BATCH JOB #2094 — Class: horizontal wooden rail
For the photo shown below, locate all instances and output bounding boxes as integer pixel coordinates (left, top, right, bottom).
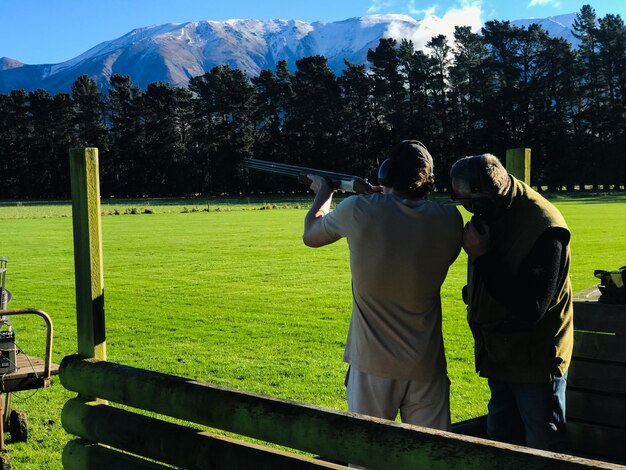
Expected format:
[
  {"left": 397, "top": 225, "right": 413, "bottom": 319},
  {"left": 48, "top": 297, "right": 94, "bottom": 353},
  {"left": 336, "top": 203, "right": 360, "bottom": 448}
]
[
  {"left": 63, "top": 439, "right": 169, "bottom": 470},
  {"left": 573, "top": 302, "right": 626, "bottom": 334},
  {"left": 573, "top": 331, "right": 626, "bottom": 363},
  {"left": 59, "top": 355, "right": 614, "bottom": 469},
  {"left": 62, "top": 399, "right": 346, "bottom": 469},
  {"left": 567, "top": 389, "right": 626, "bottom": 428}
]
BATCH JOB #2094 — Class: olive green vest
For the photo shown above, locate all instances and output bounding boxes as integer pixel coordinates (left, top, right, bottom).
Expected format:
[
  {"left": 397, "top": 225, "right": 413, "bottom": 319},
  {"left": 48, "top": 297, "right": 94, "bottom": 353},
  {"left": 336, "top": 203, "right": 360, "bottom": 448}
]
[{"left": 467, "top": 176, "right": 574, "bottom": 383}]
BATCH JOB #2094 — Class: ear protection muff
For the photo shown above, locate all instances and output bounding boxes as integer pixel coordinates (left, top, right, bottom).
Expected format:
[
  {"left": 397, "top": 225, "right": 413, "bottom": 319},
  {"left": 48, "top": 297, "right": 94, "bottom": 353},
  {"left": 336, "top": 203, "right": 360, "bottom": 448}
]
[
  {"left": 377, "top": 158, "right": 394, "bottom": 186},
  {"left": 378, "top": 140, "right": 435, "bottom": 193}
]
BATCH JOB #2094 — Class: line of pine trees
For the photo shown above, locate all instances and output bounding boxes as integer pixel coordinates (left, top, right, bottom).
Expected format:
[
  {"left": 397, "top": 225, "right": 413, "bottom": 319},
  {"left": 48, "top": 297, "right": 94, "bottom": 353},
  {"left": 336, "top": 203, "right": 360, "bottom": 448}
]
[{"left": 0, "top": 5, "right": 624, "bottom": 198}]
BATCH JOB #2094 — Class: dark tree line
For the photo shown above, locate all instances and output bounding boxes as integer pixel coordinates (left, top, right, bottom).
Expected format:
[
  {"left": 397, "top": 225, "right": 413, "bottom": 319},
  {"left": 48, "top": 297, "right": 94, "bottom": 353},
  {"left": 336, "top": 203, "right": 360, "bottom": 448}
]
[{"left": 1, "top": 5, "right": 625, "bottom": 198}]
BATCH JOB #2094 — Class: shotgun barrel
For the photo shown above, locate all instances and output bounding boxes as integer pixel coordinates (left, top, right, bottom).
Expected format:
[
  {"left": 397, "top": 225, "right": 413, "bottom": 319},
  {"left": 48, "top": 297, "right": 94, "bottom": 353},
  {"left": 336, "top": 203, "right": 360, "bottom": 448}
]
[{"left": 241, "top": 158, "right": 373, "bottom": 194}]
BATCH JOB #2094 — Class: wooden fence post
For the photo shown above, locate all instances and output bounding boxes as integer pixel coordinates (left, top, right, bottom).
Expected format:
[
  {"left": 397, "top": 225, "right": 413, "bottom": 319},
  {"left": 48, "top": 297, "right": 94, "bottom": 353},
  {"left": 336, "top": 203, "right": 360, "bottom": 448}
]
[
  {"left": 506, "top": 148, "right": 531, "bottom": 185},
  {"left": 69, "top": 148, "right": 106, "bottom": 361}
]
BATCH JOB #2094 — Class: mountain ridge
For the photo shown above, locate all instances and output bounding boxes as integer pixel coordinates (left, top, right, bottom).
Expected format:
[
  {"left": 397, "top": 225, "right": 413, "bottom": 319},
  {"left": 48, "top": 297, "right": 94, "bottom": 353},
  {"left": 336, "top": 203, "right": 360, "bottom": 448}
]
[{"left": 0, "top": 13, "right": 577, "bottom": 94}]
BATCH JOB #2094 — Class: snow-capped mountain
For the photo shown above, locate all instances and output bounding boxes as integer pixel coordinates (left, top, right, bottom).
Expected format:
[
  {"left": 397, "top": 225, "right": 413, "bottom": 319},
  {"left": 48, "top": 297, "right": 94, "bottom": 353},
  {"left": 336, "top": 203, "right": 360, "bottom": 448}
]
[
  {"left": 0, "top": 13, "right": 577, "bottom": 94},
  {"left": 511, "top": 13, "right": 578, "bottom": 45}
]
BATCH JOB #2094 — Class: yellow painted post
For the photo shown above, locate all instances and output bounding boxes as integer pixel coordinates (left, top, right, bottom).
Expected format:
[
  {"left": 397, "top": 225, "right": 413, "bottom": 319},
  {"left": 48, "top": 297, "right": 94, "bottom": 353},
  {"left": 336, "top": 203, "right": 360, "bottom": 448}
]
[
  {"left": 506, "top": 148, "right": 531, "bottom": 185},
  {"left": 69, "top": 148, "right": 106, "bottom": 361}
]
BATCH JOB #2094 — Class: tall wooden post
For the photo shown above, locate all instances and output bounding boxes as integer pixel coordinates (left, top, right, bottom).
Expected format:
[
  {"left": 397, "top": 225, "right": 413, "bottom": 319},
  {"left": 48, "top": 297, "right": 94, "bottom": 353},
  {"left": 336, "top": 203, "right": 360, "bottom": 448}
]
[
  {"left": 506, "top": 148, "right": 531, "bottom": 185},
  {"left": 69, "top": 148, "right": 106, "bottom": 361}
]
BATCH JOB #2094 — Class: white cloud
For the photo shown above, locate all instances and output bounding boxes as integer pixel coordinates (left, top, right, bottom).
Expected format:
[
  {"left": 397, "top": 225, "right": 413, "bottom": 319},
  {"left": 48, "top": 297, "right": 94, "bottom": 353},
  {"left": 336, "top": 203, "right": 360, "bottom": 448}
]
[
  {"left": 406, "top": 1, "right": 437, "bottom": 17},
  {"left": 367, "top": 0, "right": 396, "bottom": 14},
  {"left": 382, "top": 1, "right": 484, "bottom": 51},
  {"left": 528, "top": 0, "right": 560, "bottom": 7}
]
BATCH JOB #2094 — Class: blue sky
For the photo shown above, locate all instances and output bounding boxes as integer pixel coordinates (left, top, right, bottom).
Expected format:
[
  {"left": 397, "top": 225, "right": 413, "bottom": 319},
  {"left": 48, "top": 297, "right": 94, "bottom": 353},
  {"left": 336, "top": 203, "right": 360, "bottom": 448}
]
[{"left": 1, "top": 0, "right": 625, "bottom": 64}]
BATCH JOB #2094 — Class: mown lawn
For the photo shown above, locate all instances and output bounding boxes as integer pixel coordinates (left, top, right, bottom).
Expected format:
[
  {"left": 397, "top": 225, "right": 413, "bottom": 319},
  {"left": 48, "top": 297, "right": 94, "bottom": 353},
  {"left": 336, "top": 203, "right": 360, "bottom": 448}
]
[{"left": 0, "top": 193, "right": 624, "bottom": 469}]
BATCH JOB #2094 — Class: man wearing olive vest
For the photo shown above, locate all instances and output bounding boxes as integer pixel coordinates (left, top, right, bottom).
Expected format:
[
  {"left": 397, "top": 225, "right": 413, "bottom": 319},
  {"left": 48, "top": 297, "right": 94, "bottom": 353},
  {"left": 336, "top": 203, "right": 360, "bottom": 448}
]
[{"left": 450, "top": 154, "right": 573, "bottom": 452}]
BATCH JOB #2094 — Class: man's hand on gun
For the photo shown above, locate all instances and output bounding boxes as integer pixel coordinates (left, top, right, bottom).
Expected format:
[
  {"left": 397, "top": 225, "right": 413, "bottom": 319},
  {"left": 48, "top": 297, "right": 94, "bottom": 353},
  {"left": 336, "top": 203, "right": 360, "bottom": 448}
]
[{"left": 306, "top": 174, "right": 332, "bottom": 195}]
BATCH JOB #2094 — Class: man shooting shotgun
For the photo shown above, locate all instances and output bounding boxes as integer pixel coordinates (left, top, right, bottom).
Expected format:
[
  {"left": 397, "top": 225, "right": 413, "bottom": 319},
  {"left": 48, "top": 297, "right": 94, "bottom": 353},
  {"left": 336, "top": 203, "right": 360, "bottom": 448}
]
[
  {"left": 301, "top": 140, "right": 463, "bottom": 431},
  {"left": 241, "top": 158, "right": 375, "bottom": 194}
]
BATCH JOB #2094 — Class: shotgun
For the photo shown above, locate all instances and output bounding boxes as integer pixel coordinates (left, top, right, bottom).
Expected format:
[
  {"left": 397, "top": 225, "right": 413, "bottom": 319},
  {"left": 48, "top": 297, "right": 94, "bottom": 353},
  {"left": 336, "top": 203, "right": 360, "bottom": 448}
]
[{"left": 241, "top": 158, "right": 374, "bottom": 194}]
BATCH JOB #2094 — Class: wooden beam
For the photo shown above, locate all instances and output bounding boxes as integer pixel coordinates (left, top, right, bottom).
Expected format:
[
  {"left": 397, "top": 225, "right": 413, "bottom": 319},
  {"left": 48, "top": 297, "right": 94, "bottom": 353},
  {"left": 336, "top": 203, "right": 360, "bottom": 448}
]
[
  {"left": 573, "top": 301, "right": 626, "bottom": 335},
  {"left": 69, "top": 148, "right": 106, "bottom": 360},
  {"left": 568, "top": 361, "right": 626, "bottom": 394},
  {"left": 573, "top": 330, "right": 626, "bottom": 363},
  {"left": 63, "top": 439, "right": 169, "bottom": 470},
  {"left": 567, "top": 390, "right": 626, "bottom": 429},
  {"left": 59, "top": 355, "right": 612, "bottom": 469},
  {"left": 62, "top": 399, "right": 348, "bottom": 469},
  {"left": 567, "top": 421, "right": 626, "bottom": 463}
]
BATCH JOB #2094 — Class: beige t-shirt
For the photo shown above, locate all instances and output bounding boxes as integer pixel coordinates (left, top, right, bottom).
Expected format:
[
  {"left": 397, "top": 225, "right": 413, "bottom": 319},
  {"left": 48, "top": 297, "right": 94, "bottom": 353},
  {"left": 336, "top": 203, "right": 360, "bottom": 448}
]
[{"left": 323, "top": 193, "right": 462, "bottom": 380}]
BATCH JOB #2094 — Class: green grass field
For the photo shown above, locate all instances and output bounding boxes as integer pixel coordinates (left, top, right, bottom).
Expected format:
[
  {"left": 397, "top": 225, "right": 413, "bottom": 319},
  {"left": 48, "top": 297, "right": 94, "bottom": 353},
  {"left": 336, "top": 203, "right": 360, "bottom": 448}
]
[{"left": 0, "top": 193, "right": 624, "bottom": 468}]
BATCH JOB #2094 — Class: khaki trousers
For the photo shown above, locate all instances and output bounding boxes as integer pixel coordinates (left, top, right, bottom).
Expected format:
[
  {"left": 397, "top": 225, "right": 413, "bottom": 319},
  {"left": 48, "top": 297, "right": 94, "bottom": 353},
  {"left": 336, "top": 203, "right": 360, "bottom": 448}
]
[{"left": 346, "top": 366, "right": 451, "bottom": 431}]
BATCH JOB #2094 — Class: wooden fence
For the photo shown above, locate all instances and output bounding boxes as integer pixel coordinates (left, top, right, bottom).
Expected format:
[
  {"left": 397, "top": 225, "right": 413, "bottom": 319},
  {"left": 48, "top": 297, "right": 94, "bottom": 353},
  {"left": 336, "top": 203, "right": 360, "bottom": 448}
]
[{"left": 59, "top": 148, "right": 620, "bottom": 469}]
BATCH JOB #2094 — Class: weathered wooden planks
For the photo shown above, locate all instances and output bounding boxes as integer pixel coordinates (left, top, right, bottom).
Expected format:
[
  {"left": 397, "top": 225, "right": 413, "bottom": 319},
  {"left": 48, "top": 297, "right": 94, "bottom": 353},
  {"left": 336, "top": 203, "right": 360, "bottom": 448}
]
[
  {"left": 62, "top": 399, "right": 348, "bottom": 469},
  {"left": 60, "top": 355, "right": 616, "bottom": 469},
  {"left": 567, "top": 297, "right": 626, "bottom": 464}
]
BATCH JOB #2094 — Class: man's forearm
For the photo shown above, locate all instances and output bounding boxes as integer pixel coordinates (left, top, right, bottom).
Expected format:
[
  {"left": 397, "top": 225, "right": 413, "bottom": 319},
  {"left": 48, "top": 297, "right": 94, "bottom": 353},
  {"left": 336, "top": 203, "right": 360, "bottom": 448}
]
[
  {"left": 303, "top": 186, "right": 337, "bottom": 247},
  {"left": 304, "top": 189, "right": 333, "bottom": 229}
]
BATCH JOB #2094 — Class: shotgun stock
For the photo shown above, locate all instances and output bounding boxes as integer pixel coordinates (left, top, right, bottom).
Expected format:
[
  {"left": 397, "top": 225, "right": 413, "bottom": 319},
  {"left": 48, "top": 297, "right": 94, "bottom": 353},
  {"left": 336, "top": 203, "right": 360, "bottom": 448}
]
[{"left": 241, "top": 158, "right": 373, "bottom": 194}]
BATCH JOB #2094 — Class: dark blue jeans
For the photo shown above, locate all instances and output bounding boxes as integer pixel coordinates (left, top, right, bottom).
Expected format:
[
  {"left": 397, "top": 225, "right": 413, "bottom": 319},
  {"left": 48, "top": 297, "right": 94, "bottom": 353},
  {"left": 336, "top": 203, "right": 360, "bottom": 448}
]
[{"left": 487, "top": 373, "right": 567, "bottom": 452}]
